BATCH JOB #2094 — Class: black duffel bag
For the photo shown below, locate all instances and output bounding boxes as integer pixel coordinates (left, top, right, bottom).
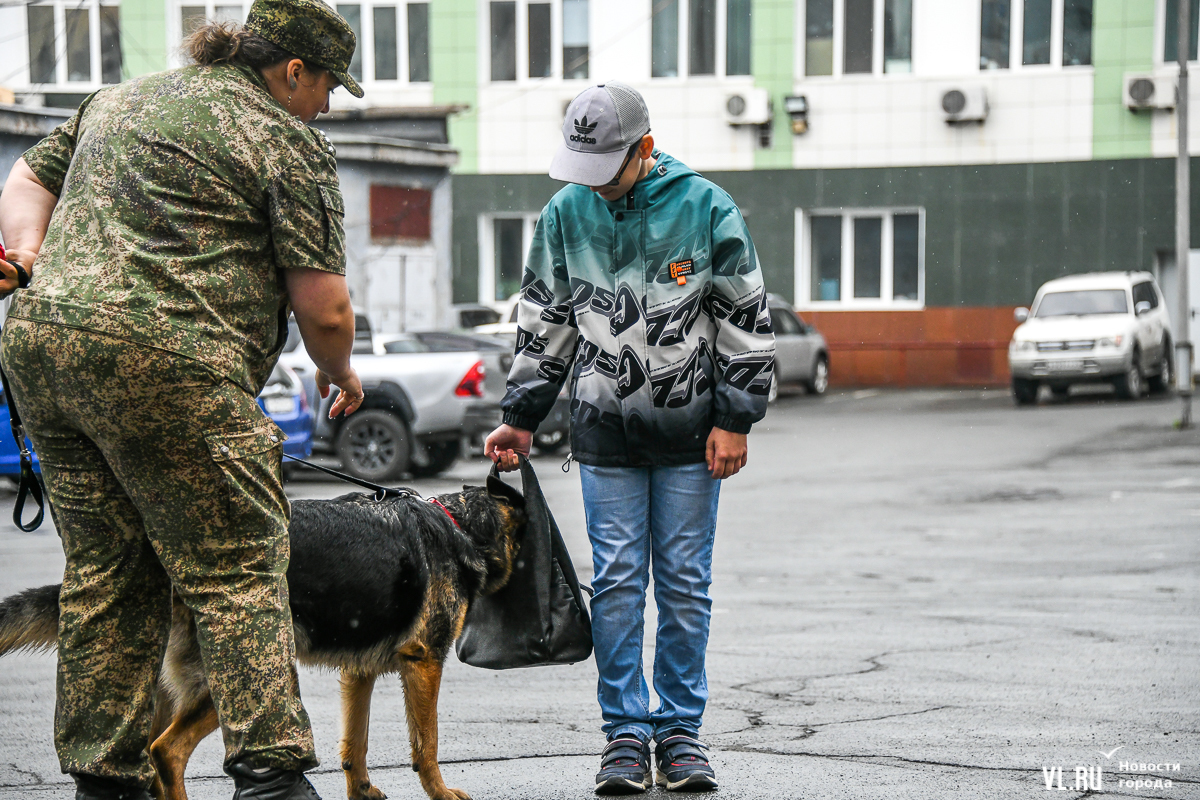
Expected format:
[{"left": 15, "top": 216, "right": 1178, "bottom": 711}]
[{"left": 456, "top": 455, "right": 592, "bottom": 669}]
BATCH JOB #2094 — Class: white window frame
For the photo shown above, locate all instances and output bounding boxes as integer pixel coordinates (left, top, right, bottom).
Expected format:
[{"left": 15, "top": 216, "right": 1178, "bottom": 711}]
[
  {"left": 794, "top": 207, "right": 926, "bottom": 310},
  {"left": 977, "top": 0, "right": 1095, "bottom": 72},
  {"left": 796, "top": 0, "right": 911, "bottom": 79},
  {"left": 485, "top": 0, "right": 596, "bottom": 85},
  {"left": 24, "top": 1, "right": 120, "bottom": 89},
  {"left": 478, "top": 213, "right": 540, "bottom": 307},
  {"left": 169, "top": 0, "right": 429, "bottom": 84},
  {"left": 1157, "top": 0, "right": 1200, "bottom": 65},
  {"left": 171, "top": 0, "right": 249, "bottom": 67},
  {"left": 650, "top": 0, "right": 755, "bottom": 82}
]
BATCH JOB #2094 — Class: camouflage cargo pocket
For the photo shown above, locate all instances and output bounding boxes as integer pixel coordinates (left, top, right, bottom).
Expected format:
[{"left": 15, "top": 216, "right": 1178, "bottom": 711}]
[
  {"left": 203, "top": 421, "right": 291, "bottom": 560},
  {"left": 318, "top": 183, "right": 345, "bottom": 256}
]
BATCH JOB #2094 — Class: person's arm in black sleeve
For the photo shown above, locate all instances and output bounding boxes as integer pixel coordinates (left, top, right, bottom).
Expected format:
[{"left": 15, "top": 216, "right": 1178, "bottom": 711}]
[{"left": 486, "top": 208, "right": 579, "bottom": 469}]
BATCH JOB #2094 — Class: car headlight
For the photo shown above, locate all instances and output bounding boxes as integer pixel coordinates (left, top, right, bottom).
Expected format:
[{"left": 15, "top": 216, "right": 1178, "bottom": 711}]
[
  {"left": 1011, "top": 339, "right": 1036, "bottom": 352},
  {"left": 1096, "top": 335, "right": 1124, "bottom": 348}
]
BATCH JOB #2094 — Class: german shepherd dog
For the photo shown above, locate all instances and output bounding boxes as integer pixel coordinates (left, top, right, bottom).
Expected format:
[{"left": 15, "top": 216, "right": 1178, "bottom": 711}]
[{"left": 0, "top": 476, "right": 527, "bottom": 800}]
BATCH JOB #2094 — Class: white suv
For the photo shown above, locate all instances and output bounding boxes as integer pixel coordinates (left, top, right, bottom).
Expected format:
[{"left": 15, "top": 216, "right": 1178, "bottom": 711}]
[{"left": 1008, "top": 271, "right": 1173, "bottom": 405}]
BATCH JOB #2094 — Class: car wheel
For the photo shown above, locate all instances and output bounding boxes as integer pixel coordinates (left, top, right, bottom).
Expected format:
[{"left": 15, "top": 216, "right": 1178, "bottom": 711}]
[
  {"left": 1148, "top": 339, "right": 1173, "bottom": 394},
  {"left": 410, "top": 439, "right": 461, "bottom": 478},
  {"left": 335, "top": 410, "right": 411, "bottom": 482},
  {"left": 1115, "top": 350, "right": 1144, "bottom": 400},
  {"left": 1012, "top": 377, "right": 1039, "bottom": 406},
  {"left": 805, "top": 356, "right": 829, "bottom": 396},
  {"left": 533, "top": 428, "right": 568, "bottom": 454}
]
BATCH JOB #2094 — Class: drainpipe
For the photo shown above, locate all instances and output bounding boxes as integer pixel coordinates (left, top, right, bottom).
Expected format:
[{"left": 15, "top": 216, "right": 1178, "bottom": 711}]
[{"left": 1177, "top": 0, "right": 1194, "bottom": 427}]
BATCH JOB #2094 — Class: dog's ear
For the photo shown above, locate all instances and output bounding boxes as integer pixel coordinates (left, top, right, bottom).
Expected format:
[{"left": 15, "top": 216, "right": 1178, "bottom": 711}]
[{"left": 485, "top": 474, "right": 525, "bottom": 507}]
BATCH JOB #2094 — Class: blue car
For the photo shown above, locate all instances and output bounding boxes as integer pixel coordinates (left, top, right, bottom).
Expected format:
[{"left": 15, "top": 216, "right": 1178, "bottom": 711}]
[
  {"left": 0, "top": 362, "right": 313, "bottom": 486},
  {"left": 257, "top": 362, "right": 315, "bottom": 465},
  {"left": 0, "top": 388, "right": 40, "bottom": 486}
]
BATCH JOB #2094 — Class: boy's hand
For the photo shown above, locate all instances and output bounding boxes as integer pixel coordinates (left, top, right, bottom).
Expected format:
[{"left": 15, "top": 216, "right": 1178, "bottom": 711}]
[{"left": 706, "top": 428, "right": 747, "bottom": 479}]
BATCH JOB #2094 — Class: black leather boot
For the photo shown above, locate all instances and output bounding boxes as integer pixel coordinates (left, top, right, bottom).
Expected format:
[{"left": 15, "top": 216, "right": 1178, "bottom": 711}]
[
  {"left": 227, "top": 761, "right": 323, "bottom": 800},
  {"left": 72, "top": 774, "right": 152, "bottom": 800}
]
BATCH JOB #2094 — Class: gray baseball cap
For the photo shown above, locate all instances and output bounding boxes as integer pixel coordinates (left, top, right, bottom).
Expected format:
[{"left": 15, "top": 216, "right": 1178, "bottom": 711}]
[{"left": 549, "top": 81, "right": 651, "bottom": 185}]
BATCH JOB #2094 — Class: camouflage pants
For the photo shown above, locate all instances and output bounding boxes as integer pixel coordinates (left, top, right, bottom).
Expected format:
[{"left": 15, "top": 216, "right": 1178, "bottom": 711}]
[{"left": 0, "top": 318, "right": 317, "bottom": 788}]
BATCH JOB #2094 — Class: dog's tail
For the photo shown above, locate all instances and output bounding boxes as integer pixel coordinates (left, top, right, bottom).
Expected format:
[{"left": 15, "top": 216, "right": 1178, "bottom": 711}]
[{"left": 0, "top": 584, "right": 60, "bottom": 656}]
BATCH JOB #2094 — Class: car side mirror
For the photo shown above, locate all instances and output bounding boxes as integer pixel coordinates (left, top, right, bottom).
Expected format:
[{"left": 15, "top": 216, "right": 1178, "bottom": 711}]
[
  {"left": 1014, "top": 307, "right": 1029, "bottom": 323},
  {"left": 1135, "top": 300, "right": 1152, "bottom": 316}
]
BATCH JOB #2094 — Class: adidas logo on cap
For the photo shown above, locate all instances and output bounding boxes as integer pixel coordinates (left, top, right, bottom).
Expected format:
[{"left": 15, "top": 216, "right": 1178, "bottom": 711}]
[{"left": 570, "top": 115, "right": 598, "bottom": 144}]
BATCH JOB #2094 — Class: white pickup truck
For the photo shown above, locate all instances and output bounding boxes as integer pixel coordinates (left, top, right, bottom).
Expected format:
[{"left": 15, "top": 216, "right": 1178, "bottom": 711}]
[{"left": 279, "top": 326, "right": 505, "bottom": 481}]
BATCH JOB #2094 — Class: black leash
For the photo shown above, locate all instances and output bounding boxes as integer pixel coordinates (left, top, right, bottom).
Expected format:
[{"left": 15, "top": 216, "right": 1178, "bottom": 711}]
[
  {"left": 0, "top": 249, "right": 44, "bottom": 532},
  {"left": 0, "top": 363, "right": 45, "bottom": 532},
  {"left": 282, "top": 453, "right": 416, "bottom": 501}
]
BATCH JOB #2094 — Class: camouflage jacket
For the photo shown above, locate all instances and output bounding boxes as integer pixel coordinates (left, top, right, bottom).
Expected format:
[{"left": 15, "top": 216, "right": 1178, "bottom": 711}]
[
  {"left": 12, "top": 64, "right": 345, "bottom": 395},
  {"left": 500, "top": 151, "right": 775, "bottom": 467}
]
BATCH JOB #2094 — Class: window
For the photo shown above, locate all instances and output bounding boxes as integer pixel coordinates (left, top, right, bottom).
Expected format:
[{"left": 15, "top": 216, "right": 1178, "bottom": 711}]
[
  {"left": 493, "top": 218, "right": 524, "bottom": 302},
  {"left": 181, "top": 6, "right": 206, "bottom": 35},
  {"left": 726, "top": 0, "right": 751, "bottom": 75},
  {"left": 479, "top": 214, "right": 539, "bottom": 305},
  {"left": 562, "top": 0, "right": 589, "bottom": 79},
  {"left": 177, "top": 2, "right": 427, "bottom": 83},
  {"left": 1022, "top": 0, "right": 1051, "bottom": 64},
  {"left": 374, "top": 6, "right": 398, "bottom": 80},
  {"left": 980, "top": 0, "right": 1092, "bottom": 70},
  {"left": 27, "top": 6, "right": 55, "bottom": 84},
  {"left": 1132, "top": 282, "right": 1159, "bottom": 310},
  {"left": 1165, "top": 0, "right": 1200, "bottom": 62},
  {"left": 490, "top": 2, "right": 517, "bottom": 81},
  {"left": 528, "top": 3, "right": 551, "bottom": 78},
  {"left": 652, "top": 0, "right": 753, "bottom": 79},
  {"left": 980, "top": 0, "right": 1010, "bottom": 68},
  {"left": 489, "top": 1, "right": 589, "bottom": 82},
  {"left": 798, "top": 209, "right": 924, "bottom": 307},
  {"left": 804, "top": 0, "right": 912, "bottom": 77},
  {"left": 337, "top": 5, "right": 364, "bottom": 80},
  {"left": 652, "top": 0, "right": 680, "bottom": 77},
  {"left": 843, "top": 0, "right": 873, "bottom": 73},
  {"left": 408, "top": 4, "right": 430, "bottom": 81},
  {"left": 370, "top": 185, "right": 432, "bottom": 242},
  {"left": 689, "top": 0, "right": 716, "bottom": 75},
  {"left": 27, "top": 2, "right": 122, "bottom": 86},
  {"left": 65, "top": 8, "right": 91, "bottom": 82},
  {"left": 99, "top": 6, "right": 121, "bottom": 84},
  {"left": 883, "top": 0, "right": 912, "bottom": 72},
  {"left": 1062, "top": 0, "right": 1092, "bottom": 65},
  {"left": 806, "top": 0, "right": 834, "bottom": 76},
  {"left": 770, "top": 307, "right": 804, "bottom": 335}
]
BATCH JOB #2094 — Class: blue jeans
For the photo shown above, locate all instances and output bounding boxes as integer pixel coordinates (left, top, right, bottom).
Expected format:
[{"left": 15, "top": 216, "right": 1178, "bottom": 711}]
[{"left": 580, "top": 462, "right": 720, "bottom": 743}]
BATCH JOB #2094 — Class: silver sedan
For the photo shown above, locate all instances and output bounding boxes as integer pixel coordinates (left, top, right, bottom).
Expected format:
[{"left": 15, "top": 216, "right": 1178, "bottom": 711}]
[{"left": 768, "top": 298, "right": 830, "bottom": 399}]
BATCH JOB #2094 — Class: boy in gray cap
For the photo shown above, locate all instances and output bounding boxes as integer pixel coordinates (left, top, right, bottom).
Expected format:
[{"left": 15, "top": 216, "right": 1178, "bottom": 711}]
[{"left": 487, "top": 82, "right": 775, "bottom": 794}]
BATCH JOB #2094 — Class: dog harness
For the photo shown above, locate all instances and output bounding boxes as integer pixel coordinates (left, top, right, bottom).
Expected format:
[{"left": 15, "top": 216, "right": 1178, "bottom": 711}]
[{"left": 428, "top": 497, "right": 461, "bottom": 529}]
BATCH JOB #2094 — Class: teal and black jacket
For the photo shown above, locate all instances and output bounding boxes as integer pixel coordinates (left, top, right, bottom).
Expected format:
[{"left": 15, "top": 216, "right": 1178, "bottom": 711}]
[{"left": 500, "top": 151, "right": 776, "bottom": 467}]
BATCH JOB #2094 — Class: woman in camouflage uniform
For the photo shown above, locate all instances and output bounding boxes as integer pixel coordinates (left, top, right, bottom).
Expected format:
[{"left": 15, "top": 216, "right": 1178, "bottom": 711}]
[{"left": 0, "top": 0, "right": 365, "bottom": 797}]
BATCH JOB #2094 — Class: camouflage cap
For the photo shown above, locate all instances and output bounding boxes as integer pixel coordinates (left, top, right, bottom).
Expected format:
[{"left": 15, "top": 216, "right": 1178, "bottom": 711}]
[{"left": 245, "top": 0, "right": 364, "bottom": 98}]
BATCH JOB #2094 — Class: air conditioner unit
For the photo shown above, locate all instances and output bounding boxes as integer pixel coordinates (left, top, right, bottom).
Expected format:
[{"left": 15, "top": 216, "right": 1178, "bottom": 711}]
[
  {"left": 725, "top": 88, "right": 771, "bottom": 125},
  {"left": 1123, "top": 74, "right": 1176, "bottom": 110},
  {"left": 940, "top": 87, "right": 988, "bottom": 123}
]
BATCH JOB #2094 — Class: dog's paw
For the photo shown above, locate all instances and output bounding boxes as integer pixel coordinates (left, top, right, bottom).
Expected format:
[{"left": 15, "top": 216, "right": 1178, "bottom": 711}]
[
  {"left": 434, "top": 788, "right": 470, "bottom": 800},
  {"left": 350, "top": 781, "right": 387, "bottom": 800}
]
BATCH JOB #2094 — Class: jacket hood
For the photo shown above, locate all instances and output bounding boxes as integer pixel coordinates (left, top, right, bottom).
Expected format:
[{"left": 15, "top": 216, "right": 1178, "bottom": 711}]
[{"left": 581, "top": 150, "right": 700, "bottom": 211}]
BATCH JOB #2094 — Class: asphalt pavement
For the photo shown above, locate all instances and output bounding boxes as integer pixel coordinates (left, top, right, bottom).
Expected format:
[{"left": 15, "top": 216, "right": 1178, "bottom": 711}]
[{"left": 0, "top": 387, "right": 1197, "bottom": 800}]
